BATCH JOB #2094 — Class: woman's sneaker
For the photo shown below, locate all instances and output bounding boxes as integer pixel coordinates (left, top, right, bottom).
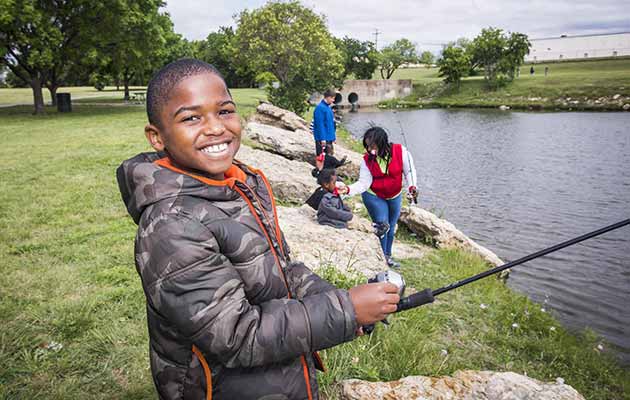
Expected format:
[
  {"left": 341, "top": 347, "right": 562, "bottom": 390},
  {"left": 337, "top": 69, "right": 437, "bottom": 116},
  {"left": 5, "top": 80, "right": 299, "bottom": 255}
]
[{"left": 386, "top": 257, "right": 400, "bottom": 269}]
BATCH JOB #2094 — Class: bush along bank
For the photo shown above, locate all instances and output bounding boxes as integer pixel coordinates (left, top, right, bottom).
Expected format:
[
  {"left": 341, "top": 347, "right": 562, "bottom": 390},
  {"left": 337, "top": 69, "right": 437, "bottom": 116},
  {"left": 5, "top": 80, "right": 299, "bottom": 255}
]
[{"left": 378, "top": 82, "right": 630, "bottom": 112}]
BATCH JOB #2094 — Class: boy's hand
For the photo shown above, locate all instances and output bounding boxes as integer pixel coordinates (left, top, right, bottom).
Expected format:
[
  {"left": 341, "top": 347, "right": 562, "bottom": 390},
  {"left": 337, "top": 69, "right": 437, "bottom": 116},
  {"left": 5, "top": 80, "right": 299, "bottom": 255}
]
[{"left": 348, "top": 282, "right": 400, "bottom": 325}]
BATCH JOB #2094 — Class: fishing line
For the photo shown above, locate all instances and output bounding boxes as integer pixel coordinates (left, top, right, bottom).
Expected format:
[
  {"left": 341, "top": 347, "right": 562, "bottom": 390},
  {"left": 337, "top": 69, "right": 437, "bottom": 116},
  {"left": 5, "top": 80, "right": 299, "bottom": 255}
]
[{"left": 392, "top": 111, "right": 418, "bottom": 204}]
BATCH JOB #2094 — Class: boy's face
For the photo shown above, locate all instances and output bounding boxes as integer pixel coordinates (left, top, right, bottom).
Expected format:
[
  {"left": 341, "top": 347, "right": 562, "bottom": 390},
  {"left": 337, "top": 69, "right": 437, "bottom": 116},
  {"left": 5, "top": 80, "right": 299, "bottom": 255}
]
[
  {"left": 322, "top": 175, "right": 337, "bottom": 192},
  {"left": 145, "top": 73, "right": 241, "bottom": 180},
  {"left": 324, "top": 95, "right": 335, "bottom": 105}
]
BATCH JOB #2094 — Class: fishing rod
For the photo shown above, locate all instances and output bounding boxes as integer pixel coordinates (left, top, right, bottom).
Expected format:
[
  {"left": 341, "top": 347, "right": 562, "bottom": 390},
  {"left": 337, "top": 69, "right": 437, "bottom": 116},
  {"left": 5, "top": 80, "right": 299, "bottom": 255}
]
[
  {"left": 393, "top": 218, "right": 630, "bottom": 312},
  {"left": 392, "top": 111, "right": 418, "bottom": 204}
]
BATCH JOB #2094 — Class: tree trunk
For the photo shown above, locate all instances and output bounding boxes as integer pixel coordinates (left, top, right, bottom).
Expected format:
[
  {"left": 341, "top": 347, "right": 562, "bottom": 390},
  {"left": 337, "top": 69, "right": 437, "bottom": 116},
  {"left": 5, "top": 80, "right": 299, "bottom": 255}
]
[
  {"left": 47, "top": 85, "right": 59, "bottom": 107},
  {"left": 31, "top": 77, "right": 46, "bottom": 115}
]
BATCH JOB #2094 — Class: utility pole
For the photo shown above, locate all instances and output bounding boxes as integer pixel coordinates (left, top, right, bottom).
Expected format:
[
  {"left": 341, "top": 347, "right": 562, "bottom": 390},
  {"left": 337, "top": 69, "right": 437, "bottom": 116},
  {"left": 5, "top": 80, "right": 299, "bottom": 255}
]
[{"left": 373, "top": 28, "right": 380, "bottom": 50}]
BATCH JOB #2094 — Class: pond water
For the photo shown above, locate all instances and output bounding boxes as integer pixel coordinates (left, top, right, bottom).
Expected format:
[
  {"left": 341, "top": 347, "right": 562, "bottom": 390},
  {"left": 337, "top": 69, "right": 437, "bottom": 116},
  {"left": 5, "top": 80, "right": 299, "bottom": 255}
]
[{"left": 344, "top": 108, "right": 630, "bottom": 364}]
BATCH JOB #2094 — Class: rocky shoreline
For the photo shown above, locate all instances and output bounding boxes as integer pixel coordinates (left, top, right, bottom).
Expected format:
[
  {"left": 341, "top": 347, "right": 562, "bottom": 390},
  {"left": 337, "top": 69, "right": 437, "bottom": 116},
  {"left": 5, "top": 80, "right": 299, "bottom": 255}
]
[
  {"left": 240, "top": 102, "right": 585, "bottom": 399},
  {"left": 242, "top": 102, "right": 503, "bottom": 270}
]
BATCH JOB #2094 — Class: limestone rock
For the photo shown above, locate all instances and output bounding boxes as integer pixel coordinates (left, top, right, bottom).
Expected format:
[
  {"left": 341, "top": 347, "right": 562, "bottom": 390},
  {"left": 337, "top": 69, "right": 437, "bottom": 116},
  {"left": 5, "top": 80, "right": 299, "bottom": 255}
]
[
  {"left": 499, "top": 105, "right": 510, "bottom": 110},
  {"left": 623, "top": 103, "right": 630, "bottom": 111},
  {"left": 245, "top": 122, "right": 360, "bottom": 179},
  {"left": 249, "top": 102, "right": 310, "bottom": 132},
  {"left": 278, "top": 205, "right": 428, "bottom": 277},
  {"left": 237, "top": 145, "right": 317, "bottom": 203},
  {"left": 341, "top": 370, "right": 585, "bottom": 400},
  {"left": 245, "top": 121, "right": 314, "bottom": 160},
  {"left": 399, "top": 206, "right": 503, "bottom": 267}
]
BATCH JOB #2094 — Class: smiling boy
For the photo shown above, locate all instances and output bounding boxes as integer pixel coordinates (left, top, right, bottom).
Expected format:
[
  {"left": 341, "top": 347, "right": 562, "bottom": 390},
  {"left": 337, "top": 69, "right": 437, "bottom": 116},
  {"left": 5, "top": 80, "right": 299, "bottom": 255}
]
[{"left": 116, "top": 59, "right": 400, "bottom": 400}]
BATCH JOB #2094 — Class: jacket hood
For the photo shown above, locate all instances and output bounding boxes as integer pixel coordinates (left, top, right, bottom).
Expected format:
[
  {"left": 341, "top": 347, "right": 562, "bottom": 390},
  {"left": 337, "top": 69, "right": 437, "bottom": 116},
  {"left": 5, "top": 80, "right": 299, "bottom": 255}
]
[{"left": 116, "top": 152, "right": 243, "bottom": 224}]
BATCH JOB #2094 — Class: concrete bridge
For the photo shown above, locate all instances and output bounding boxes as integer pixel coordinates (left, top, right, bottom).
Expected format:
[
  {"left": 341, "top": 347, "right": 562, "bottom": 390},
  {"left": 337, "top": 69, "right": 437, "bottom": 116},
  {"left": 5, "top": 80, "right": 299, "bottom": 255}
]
[{"left": 333, "top": 79, "right": 413, "bottom": 108}]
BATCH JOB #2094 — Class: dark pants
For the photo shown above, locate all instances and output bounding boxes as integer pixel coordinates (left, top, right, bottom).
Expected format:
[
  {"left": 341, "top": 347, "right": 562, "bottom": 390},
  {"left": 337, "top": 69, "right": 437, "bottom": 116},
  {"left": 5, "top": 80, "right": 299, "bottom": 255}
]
[{"left": 315, "top": 140, "right": 334, "bottom": 156}]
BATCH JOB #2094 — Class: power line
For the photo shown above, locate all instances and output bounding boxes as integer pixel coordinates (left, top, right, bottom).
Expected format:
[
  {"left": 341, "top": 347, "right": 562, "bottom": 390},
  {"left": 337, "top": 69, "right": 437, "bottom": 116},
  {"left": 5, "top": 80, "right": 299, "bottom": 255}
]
[{"left": 373, "top": 28, "right": 380, "bottom": 50}]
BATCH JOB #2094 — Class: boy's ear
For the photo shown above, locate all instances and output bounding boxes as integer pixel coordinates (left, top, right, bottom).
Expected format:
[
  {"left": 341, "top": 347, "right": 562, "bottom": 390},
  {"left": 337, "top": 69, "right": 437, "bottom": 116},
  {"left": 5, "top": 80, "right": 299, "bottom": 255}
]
[{"left": 145, "top": 123, "right": 165, "bottom": 151}]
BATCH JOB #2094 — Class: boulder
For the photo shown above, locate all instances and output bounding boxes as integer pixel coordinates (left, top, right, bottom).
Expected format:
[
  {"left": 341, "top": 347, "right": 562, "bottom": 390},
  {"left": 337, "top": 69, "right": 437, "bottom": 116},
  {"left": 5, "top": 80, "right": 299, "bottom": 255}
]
[
  {"left": 499, "top": 105, "right": 510, "bottom": 110},
  {"left": 245, "top": 122, "right": 313, "bottom": 161},
  {"left": 245, "top": 122, "right": 361, "bottom": 179},
  {"left": 623, "top": 103, "right": 630, "bottom": 111},
  {"left": 341, "top": 370, "right": 585, "bottom": 400},
  {"left": 278, "top": 205, "right": 428, "bottom": 277},
  {"left": 237, "top": 145, "right": 317, "bottom": 203},
  {"left": 248, "top": 102, "right": 311, "bottom": 132},
  {"left": 399, "top": 206, "right": 503, "bottom": 267}
]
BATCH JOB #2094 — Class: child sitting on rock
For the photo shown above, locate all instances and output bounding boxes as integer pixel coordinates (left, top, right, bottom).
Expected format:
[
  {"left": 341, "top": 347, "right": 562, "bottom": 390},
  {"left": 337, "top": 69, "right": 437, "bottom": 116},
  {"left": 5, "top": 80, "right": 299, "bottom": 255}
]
[{"left": 316, "top": 168, "right": 353, "bottom": 229}]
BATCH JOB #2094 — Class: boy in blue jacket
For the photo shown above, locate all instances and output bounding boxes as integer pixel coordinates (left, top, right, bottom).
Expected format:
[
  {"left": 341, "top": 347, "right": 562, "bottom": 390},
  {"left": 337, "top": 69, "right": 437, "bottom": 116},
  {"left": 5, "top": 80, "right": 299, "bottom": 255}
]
[{"left": 313, "top": 89, "right": 336, "bottom": 155}]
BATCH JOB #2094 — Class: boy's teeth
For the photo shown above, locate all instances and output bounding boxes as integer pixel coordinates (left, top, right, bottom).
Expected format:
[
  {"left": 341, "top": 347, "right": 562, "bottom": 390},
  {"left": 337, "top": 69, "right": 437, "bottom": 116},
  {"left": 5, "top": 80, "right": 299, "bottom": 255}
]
[{"left": 202, "top": 143, "right": 228, "bottom": 153}]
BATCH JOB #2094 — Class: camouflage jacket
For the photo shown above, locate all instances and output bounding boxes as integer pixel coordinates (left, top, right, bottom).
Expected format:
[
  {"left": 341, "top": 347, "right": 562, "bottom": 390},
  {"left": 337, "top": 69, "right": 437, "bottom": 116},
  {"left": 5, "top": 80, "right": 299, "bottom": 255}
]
[{"left": 117, "top": 152, "right": 357, "bottom": 400}]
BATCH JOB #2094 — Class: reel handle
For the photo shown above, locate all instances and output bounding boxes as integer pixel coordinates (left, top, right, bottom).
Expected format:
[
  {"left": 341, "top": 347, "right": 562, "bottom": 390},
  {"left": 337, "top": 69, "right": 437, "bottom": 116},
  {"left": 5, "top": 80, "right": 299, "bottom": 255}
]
[{"left": 396, "top": 288, "right": 434, "bottom": 312}]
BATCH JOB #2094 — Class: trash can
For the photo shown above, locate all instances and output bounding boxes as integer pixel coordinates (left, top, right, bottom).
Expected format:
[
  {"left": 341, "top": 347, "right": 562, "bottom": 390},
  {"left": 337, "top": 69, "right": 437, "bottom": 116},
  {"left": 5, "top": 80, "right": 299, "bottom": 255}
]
[{"left": 57, "top": 93, "right": 72, "bottom": 112}]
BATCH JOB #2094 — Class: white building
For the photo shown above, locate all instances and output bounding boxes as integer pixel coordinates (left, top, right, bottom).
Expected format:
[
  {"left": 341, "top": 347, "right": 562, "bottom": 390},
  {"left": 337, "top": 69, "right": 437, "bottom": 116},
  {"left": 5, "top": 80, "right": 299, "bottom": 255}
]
[{"left": 525, "top": 32, "right": 630, "bottom": 62}]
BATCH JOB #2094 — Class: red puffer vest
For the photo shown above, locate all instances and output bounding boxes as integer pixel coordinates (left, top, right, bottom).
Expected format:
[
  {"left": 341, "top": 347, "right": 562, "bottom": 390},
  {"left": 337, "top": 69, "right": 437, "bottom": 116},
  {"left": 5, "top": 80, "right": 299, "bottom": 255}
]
[{"left": 364, "top": 143, "right": 403, "bottom": 199}]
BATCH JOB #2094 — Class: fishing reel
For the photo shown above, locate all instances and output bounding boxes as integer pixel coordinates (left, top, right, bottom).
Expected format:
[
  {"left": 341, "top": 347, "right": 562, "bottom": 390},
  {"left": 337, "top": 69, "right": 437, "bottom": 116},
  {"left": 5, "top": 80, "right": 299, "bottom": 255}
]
[
  {"left": 407, "top": 186, "right": 418, "bottom": 205},
  {"left": 362, "top": 270, "right": 406, "bottom": 335}
]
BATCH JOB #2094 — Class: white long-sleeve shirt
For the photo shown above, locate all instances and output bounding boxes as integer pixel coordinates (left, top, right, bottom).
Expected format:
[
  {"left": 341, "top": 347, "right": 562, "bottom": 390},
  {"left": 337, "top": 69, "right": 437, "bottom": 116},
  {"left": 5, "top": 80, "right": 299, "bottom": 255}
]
[{"left": 347, "top": 145, "right": 417, "bottom": 197}]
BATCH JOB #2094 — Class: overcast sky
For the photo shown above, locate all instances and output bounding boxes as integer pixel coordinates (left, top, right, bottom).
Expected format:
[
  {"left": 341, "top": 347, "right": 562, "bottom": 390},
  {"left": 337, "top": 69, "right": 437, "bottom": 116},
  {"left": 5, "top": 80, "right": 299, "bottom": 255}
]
[{"left": 164, "top": 0, "right": 630, "bottom": 52}]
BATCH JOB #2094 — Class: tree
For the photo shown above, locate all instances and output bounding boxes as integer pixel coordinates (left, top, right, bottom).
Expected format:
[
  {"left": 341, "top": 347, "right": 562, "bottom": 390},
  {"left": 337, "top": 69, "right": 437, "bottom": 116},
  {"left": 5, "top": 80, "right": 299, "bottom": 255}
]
[
  {"left": 501, "top": 32, "right": 530, "bottom": 79},
  {"left": 335, "top": 36, "right": 379, "bottom": 79},
  {"left": 377, "top": 38, "right": 419, "bottom": 79},
  {"left": 470, "top": 27, "right": 505, "bottom": 88},
  {"left": 233, "top": 1, "right": 344, "bottom": 114},
  {"left": 0, "top": 0, "right": 102, "bottom": 113},
  {"left": 419, "top": 51, "right": 435, "bottom": 67},
  {"left": 469, "top": 27, "right": 530, "bottom": 89},
  {"left": 437, "top": 44, "right": 470, "bottom": 89},
  {"left": 96, "top": 0, "right": 167, "bottom": 101},
  {"left": 195, "top": 27, "right": 255, "bottom": 88}
]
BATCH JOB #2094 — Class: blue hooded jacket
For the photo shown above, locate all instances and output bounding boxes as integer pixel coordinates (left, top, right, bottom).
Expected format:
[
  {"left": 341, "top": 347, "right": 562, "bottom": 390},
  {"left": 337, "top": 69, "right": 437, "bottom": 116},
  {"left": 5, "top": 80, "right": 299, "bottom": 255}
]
[{"left": 313, "top": 99, "right": 336, "bottom": 142}]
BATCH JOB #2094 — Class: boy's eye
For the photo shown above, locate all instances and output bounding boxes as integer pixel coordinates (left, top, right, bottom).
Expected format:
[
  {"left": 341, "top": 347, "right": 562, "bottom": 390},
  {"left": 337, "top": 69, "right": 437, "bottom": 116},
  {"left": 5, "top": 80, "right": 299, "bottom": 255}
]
[
  {"left": 182, "top": 115, "right": 200, "bottom": 122},
  {"left": 219, "top": 108, "right": 236, "bottom": 116}
]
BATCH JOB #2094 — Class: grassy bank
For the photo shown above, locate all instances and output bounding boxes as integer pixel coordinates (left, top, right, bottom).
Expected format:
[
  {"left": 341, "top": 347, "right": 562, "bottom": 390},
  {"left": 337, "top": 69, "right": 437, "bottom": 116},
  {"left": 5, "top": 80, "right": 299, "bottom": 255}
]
[
  {"left": 1, "top": 103, "right": 628, "bottom": 399},
  {"left": 376, "top": 58, "right": 630, "bottom": 111},
  {"left": 318, "top": 252, "right": 630, "bottom": 399}
]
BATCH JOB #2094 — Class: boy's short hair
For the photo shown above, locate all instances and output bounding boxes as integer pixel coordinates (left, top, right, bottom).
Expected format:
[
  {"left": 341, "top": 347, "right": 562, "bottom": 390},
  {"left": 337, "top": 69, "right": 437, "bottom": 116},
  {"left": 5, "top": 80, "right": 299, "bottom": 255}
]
[
  {"left": 146, "top": 58, "right": 227, "bottom": 128},
  {"left": 323, "top": 89, "right": 336, "bottom": 98},
  {"left": 317, "top": 168, "right": 337, "bottom": 186}
]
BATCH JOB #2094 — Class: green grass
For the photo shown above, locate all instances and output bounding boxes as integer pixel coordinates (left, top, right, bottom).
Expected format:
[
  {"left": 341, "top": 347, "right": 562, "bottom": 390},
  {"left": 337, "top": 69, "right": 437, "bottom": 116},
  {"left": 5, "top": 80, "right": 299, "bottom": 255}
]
[
  {"left": 0, "top": 86, "right": 147, "bottom": 105},
  {"left": 318, "top": 250, "right": 630, "bottom": 400},
  {"left": 377, "top": 58, "right": 630, "bottom": 110},
  {"left": 0, "top": 86, "right": 267, "bottom": 111},
  {"left": 1, "top": 103, "right": 628, "bottom": 399},
  {"left": 372, "top": 66, "right": 442, "bottom": 83}
]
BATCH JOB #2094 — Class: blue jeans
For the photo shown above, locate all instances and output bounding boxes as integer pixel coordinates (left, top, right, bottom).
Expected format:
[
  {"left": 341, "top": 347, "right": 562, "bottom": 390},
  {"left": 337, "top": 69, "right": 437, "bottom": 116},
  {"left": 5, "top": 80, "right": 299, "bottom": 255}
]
[{"left": 361, "top": 191, "right": 402, "bottom": 257}]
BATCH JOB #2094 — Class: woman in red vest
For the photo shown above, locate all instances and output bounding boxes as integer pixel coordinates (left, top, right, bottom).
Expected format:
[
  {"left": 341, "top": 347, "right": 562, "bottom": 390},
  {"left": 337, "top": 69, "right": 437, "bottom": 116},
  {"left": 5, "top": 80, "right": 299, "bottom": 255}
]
[{"left": 341, "top": 126, "right": 417, "bottom": 268}]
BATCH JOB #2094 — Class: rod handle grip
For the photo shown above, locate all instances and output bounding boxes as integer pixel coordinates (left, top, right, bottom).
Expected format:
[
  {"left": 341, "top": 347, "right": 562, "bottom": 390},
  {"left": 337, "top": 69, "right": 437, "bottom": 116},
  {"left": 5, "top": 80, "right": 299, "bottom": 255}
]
[{"left": 396, "top": 288, "right": 434, "bottom": 312}]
